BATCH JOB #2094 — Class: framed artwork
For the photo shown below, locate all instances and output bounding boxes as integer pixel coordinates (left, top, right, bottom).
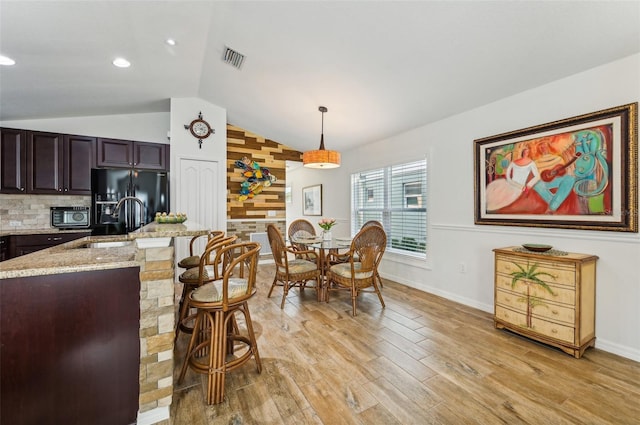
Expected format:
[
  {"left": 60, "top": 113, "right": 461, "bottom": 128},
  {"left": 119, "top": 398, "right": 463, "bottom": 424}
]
[
  {"left": 474, "top": 103, "right": 637, "bottom": 232},
  {"left": 303, "top": 184, "right": 322, "bottom": 216}
]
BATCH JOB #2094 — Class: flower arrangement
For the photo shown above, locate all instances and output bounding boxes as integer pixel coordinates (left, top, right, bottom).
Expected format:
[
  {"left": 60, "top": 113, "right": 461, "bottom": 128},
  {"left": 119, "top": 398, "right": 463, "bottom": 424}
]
[{"left": 318, "top": 218, "right": 337, "bottom": 231}]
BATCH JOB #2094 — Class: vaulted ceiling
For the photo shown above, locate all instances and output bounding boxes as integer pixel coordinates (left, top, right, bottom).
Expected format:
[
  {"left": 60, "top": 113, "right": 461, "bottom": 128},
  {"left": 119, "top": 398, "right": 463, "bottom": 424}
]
[{"left": 1, "top": 1, "right": 638, "bottom": 153}]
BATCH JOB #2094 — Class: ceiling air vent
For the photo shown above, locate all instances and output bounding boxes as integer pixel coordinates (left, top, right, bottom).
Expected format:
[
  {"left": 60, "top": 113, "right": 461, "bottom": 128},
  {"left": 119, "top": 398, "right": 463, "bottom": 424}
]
[{"left": 222, "top": 46, "right": 245, "bottom": 70}]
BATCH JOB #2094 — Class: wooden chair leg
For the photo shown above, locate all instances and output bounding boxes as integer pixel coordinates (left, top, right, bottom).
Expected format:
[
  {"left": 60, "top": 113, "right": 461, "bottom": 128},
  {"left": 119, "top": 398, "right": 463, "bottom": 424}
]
[
  {"left": 175, "top": 283, "right": 198, "bottom": 340},
  {"left": 206, "top": 310, "right": 226, "bottom": 405},
  {"left": 351, "top": 285, "right": 358, "bottom": 316},
  {"left": 373, "top": 281, "right": 385, "bottom": 308},
  {"left": 267, "top": 276, "right": 278, "bottom": 298},
  {"left": 178, "top": 309, "right": 204, "bottom": 383},
  {"left": 280, "top": 282, "right": 289, "bottom": 309},
  {"left": 242, "top": 302, "right": 262, "bottom": 373}
]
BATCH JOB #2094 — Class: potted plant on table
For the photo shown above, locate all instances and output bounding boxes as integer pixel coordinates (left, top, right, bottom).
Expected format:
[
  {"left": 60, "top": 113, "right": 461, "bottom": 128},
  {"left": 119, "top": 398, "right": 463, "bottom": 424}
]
[{"left": 318, "top": 218, "right": 337, "bottom": 240}]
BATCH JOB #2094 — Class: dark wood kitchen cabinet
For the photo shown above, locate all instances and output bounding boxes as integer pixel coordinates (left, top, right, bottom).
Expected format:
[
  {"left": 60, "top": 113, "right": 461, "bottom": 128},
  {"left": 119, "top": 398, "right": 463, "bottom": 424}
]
[
  {"left": 29, "top": 132, "right": 96, "bottom": 195},
  {"left": 0, "top": 236, "right": 8, "bottom": 261},
  {"left": 63, "top": 134, "right": 96, "bottom": 194},
  {"left": 0, "top": 128, "right": 95, "bottom": 195},
  {"left": 97, "top": 137, "right": 168, "bottom": 170},
  {"left": 1, "top": 267, "right": 140, "bottom": 425},
  {"left": 28, "top": 131, "right": 64, "bottom": 194},
  {"left": 0, "top": 128, "right": 27, "bottom": 193},
  {"left": 8, "top": 232, "right": 90, "bottom": 259}
]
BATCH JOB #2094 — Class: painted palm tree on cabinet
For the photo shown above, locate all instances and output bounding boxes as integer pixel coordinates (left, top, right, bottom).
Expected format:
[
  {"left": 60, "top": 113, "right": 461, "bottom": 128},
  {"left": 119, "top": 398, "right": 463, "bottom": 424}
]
[{"left": 510, "top": 262, "right": 557, "bottom": 328}]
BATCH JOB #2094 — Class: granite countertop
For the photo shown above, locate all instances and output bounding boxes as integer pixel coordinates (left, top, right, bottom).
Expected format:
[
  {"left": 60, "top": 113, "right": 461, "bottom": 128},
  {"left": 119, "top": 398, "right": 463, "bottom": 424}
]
[
  {"left": 0, "top": 221, "right": 209, "bottom": 279},
  {"left": 0, "top": 228, "right": 93, "bottom": 237}
]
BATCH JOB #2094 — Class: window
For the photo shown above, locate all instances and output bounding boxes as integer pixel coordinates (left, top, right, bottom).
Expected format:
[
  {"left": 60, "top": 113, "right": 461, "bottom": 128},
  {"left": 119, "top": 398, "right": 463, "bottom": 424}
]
[
  {"left": 404, "top": 182, "right": 422, "bottom": 208},
  {"left": 351, "top": 159, "right": 427, "bottom": 256}
]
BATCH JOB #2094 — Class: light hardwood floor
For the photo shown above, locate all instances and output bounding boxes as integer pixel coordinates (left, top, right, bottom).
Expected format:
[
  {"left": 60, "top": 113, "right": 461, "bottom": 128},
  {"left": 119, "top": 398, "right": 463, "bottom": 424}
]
[{"left": 170, "top": 263, "right": 640, "bottom": 425}]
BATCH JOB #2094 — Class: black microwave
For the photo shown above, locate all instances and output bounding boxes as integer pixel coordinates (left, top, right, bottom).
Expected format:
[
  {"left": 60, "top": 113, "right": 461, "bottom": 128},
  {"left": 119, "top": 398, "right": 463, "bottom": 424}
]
[{"left": 50, "top": 206, "right": 90, "bottom": 228}]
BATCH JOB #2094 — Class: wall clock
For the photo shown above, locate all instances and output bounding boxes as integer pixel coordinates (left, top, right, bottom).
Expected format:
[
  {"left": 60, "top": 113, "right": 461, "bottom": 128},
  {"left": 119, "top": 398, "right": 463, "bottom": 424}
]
[{"left": 184, "top": 111, "right": 214, "bottom": 149}]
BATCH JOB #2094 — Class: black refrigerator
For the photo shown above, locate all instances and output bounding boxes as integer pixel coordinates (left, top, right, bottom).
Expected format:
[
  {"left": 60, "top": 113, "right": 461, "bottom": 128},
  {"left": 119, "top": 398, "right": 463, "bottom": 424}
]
[{"left": 91, "top": 168, "right": 169, "bottom": 235}]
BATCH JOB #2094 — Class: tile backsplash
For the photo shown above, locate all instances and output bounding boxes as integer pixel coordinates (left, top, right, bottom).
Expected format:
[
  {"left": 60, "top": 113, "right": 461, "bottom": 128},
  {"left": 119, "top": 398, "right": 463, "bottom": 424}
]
[{"left": 0, "top": 194, "right": 91, "bottom": 231}]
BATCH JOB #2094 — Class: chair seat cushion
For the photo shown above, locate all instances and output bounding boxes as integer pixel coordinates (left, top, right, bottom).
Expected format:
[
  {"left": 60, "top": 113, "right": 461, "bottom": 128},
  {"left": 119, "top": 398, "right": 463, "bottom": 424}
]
[
  {"left": 329, "top": 262, "right": 373, "bottom": 279},
  {"left": 191, "top": 278, "right": 248, "bottom": 303},
  {"left": 178, "top": 255, "right": 200, "bottom": 268},
  {"left": 277, "top": 259, "right": 318, "bottom": 275},
  {"left": 179, "top": 265, "right": 215, "bottom": 282}
]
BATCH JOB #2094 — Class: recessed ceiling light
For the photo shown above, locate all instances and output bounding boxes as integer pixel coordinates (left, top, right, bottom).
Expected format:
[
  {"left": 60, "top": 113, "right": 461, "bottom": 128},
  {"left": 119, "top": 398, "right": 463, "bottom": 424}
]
[
  {"left": 0, "top": 55, "right": 16, "bottom": 66},
  {"left": 165, "top": 38, "right": 176, "bottom": 46},
  {"left": 112, "top": 57, "right": 131, "bottom": 68}
]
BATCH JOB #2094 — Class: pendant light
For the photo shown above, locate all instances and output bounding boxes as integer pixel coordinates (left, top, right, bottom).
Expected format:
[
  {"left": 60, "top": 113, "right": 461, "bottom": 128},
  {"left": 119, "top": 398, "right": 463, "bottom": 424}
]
[{"left": 303, "top": 106, "right": 341, "bottom": 169}]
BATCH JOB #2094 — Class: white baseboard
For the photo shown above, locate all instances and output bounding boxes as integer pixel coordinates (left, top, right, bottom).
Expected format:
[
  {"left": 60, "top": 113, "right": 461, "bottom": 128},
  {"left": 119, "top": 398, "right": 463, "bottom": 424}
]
[
  {"left": 594, "top": 338, "right": 640, "bottom": 362},
  {"left": 379, "top": 271, "right": 639, "bottom": 362},
  {"left": 137, "top": 406, "right": 169, "bottom": 425}
]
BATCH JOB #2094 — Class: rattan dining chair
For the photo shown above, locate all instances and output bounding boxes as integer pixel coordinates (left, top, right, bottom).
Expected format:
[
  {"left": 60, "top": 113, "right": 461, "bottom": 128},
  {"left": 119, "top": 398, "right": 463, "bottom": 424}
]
[
  {"left": 326, "top": 224, "right": 386, "bottom": 316},
  {"left": 329, "top": 220, "right": 386, "bottom": 287},
  {"left": 267, "top": 224, "right": 322, "bottom": 308},
  {"left": 178, "top": 241, "right": 262, "bottom": 405},
  {"left": 360, "top": 220, "right": 385, "bottom": 288},
  {"left": 288, "top": 219, "right": 317, "bottom": 260}
]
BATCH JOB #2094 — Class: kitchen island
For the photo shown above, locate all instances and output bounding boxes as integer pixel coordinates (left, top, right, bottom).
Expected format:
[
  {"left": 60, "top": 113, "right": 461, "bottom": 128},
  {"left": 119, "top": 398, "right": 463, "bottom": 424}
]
[{"left": 0, "top": 221, "right": 208, "bottom": 425}]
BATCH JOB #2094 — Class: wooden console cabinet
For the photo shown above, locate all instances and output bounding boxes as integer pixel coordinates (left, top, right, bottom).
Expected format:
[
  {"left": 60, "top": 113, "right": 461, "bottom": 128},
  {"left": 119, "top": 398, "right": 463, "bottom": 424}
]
[{"left": 493, "top": 246, "right": 598, "bottom": 358}]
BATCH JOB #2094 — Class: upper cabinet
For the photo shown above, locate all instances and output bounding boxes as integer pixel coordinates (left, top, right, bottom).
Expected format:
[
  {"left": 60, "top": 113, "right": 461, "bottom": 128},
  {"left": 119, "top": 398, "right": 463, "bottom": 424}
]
[
  {"left": 1, "top": 128, "right": 96, "bottom": 195},
  {"left": 0, "top": 128, "right": 27, "bottom": 193},
  {"left": 28, "top": 131, "right": 64, "bottom": 194},
  {"left": 26, "top": 131, "right": 96, "bottom": 195},
  {"left": 97, "top": 138, "right": 168, "bottom": 170},
  {"left": 1, "top": 127, "right": 169, "bottom": 195},
  {"left": 64, "top": 134, "right": 96, "bottom": 194}
]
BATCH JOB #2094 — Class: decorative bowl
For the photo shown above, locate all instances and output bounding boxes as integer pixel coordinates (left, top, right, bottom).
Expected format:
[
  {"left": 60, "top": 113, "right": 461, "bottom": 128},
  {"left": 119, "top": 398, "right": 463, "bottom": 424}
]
[
  {"left": 522, "top": 243, "right": 552, "bottom": 252},
  {"left": 155, "top": 215, "right": 187, "bottom": 224}
]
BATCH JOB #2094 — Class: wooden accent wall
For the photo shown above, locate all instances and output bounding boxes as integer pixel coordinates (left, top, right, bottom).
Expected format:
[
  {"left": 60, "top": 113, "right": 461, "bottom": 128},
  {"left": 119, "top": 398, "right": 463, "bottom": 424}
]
[{"left": 227, "top": 124, "right": 302, "bottom": 220}]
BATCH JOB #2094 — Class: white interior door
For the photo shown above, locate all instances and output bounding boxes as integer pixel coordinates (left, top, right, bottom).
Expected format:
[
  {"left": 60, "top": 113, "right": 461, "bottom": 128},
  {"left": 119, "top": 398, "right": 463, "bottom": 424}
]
[{"left": 175, "top": 158, "right": 219, "bottom": 263}]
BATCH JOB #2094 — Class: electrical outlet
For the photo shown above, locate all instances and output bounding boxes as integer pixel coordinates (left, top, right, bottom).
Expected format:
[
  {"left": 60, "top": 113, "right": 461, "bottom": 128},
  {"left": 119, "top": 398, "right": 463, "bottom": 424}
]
[
  {"left": 10, "top": 220, "right": 22, "bottom": 226},
  {"left": 267, "top": 210, "right": 276, "bottom": 217},
  {"left": 458, "top": 262, "right": 467, "bottom": 273}
]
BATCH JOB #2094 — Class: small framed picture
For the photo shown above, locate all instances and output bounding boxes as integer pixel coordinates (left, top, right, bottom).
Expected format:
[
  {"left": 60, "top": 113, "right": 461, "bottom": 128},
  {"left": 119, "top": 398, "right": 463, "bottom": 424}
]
[{"left": 302, "top": 184, "right": 322, "bottom": 216}]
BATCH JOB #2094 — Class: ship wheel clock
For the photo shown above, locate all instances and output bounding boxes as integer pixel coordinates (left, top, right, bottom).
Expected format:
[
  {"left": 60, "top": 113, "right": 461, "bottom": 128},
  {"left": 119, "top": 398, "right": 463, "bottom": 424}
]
[{"left": 184, "top": 111, "right": 214, "bottom": 149}]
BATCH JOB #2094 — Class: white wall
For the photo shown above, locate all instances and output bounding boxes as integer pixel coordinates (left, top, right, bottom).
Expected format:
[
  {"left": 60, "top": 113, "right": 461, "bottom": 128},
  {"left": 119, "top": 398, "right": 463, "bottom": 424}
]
[
  {"left": 286, "top": 161, "right": 352, "bottom": 239},
  {"left": 0, "top": 112, "right": 170, "bottom": 143},
  {"left": 290, "top": 53, "right": 640, "bottom": 361},
  {"left": 168, "top": 97, "right": 227, "bottom": 226}
]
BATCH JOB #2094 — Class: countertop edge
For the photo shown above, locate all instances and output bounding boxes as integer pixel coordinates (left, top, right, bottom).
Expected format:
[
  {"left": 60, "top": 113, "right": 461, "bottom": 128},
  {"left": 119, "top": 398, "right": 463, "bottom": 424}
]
[{"left": 0, "top": 221, "right": 209, "bottom": 279}]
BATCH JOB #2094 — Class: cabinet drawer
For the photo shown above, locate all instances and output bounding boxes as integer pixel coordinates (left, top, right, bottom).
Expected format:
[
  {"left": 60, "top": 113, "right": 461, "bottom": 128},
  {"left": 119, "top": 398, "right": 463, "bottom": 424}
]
[
  {"left": 495, "top": 288, "right": 576, "bottom": 324},
  {"left": 531, "top": 317, "right": 575, "bottom": 344},
  {"left": 495, "top": 305, "right": 527, "bottom": 327},
  {"left": 496, "top": 288, "right": 526, "bottom": 313},
  {"left": 496, "top": 274, "right": 576, "bottom": 305},
  {"left": 496, "top": 257, "right": 576, "bottom": 286},
  {"left": 496, "top": 306, "right": 575, "bottom": 344},
  {"left": 532, "top": 302, "right": 575, "bottom": 325}
]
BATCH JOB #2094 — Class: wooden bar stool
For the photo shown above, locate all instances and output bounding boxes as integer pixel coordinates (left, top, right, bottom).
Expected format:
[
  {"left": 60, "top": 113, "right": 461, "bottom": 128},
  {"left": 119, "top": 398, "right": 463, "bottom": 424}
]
[
  {"left": 177, "top": 241, "right": 262, "bottom": 404},
  {"left": 177, "top": 230, "right": 225, "bottom": 270},
  {"left": 175, "top": 235, "right": 237, "bottom": 340},
  {"left": 176, "top": 231, "right": 225, "bottom": 331}
]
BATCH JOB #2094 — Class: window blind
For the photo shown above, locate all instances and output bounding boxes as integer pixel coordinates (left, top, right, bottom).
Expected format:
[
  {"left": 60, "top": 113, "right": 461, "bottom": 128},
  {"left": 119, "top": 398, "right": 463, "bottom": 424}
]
[{"left": 351, "top": 159, "right": 427, "bottom": 257}]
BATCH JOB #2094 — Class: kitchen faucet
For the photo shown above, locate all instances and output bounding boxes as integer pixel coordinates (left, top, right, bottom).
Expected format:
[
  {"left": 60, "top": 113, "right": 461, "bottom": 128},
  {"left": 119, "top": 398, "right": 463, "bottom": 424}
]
[{"left": 112, "top": 196, "right": 146, "bottom": 227}]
